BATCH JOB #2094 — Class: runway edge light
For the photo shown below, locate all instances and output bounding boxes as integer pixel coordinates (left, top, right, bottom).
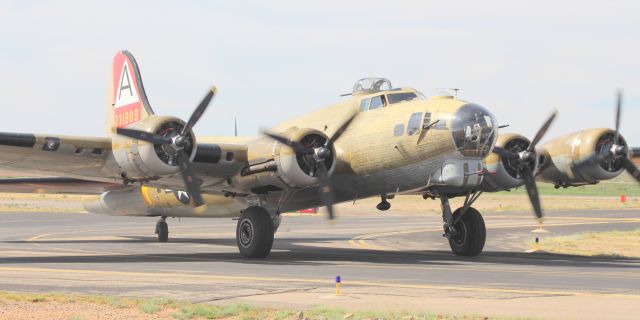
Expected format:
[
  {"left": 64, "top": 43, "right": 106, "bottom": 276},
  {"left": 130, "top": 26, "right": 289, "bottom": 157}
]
[{"left": 335, "top": 275, "right": 341, "bottom": 296}]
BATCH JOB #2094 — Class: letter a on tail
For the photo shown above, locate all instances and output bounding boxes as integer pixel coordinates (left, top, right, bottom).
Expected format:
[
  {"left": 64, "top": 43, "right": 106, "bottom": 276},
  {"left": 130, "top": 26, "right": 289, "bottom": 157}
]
[{"left": 107, "top": 50, "right": 155, "bottom": 134}]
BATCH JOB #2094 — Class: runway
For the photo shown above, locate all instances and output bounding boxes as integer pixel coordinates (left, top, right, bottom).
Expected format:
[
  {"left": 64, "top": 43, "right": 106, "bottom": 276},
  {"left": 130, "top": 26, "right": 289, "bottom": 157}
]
[{"left": 1, "top": 208, "right": 639, "bottom": 319}]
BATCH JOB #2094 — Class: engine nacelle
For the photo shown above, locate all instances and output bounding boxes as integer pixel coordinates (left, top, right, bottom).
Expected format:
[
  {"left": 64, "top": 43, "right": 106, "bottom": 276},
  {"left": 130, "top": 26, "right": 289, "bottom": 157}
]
[
  {"left": 480, "top": 133, "right": 533, "bottom": 192},
  {"left": 536, "top": 128, "right": 626, "bottom": 186},
  {"left": 230, "top": 128, "right": 334, "bottom": 194},
  {"left": 274, "top": 128, "right": 334, "bottom": 188},
  {"left": 111, "top": 115, "right": 196, "bottom": 180}
]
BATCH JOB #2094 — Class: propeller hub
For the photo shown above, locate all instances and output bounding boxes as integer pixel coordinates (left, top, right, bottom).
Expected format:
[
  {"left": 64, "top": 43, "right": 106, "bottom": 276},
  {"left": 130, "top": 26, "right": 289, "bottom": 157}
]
[
  {"left": 520, "top": 151, "right": 536, "bottom": 163},
  {"left": 612, "top": 144, "right": 627, "bottom": 156},
  {"left": 173, "top": 135, "right": 188, "bottom": 148},
  {"left": 314, "top": 147, "right": 332, "bottom": 161}
]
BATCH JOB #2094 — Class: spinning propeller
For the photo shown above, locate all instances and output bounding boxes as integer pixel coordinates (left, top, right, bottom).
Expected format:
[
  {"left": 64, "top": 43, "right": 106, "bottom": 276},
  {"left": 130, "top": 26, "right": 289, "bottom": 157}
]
[
  {"left": 492, "top": 111, "right": 558, "bottom": 219},
  {"left": 116, "top": 87, "right": 217, "bottom": 208},
  {"left": 573, "top": 90, "right": 640, "bottom": 182},
  {"left": 264, "top": 113, "right": 359, "bottom": 220}
]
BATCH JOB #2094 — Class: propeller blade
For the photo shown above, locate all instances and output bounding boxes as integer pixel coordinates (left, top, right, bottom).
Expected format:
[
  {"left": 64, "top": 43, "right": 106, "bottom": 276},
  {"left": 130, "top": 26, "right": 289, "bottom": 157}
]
[
  {"left": 176, "top": 149, "right": 205, "bottom": 207},
  {"left": 316, "top": 162, "right": 335, "bottom": 220},
  {"left": 528, "top": 111, "right": 557, "bottom": 152},
  {"left": 181, "top": 87, "right": 216, "bottom": 136},
  {"left": 263, "top": 132, "right": 314, "bottom": 154},
  {"left": 492, "top": 146, "right": 520, "bottom": 159},
  {"left": 614, "top": 89, "right": 622, "bottom": 145},
  {"left": 325, "top": 112, "right": 359, "bottom": 147},
  {"left": 620, "top": 156, "right": 640, "bottom": 183},
  {"left": 116, "top": 128, "right": 173, "bottom": 145},
  {"left": 521, "top": 164, "right": 543, "bottom": 219}
]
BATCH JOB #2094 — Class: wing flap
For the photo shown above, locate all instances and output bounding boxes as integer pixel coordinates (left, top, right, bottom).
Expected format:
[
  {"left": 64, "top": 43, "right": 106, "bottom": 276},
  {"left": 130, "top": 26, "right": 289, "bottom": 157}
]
[
  {"left": 0, "top": 177, "right": 122, "bottom": 194},
  {"left": 0, "top": 132, "right": 114, "bottom": 181}
]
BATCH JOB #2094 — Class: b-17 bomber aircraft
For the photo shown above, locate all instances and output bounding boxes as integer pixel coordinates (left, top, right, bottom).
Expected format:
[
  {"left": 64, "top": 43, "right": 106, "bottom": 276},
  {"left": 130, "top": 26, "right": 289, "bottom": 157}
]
[{"left": 0, "top": 50, "right": 638, "bottom": 258}]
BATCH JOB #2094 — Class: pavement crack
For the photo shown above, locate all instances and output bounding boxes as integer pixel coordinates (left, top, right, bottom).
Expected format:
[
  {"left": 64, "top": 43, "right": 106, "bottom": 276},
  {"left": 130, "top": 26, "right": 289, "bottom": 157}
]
[{"left": 190, "top": 287, "right": 319, "bottom": 303}]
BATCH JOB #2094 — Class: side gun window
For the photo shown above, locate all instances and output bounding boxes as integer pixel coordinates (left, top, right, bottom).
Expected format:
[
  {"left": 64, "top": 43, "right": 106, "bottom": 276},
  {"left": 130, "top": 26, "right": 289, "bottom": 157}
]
[
  {"left": 394, "top": 124, "right": 405, "bottom": 136},
  {"left": 407, "top": 112, "right": 423, "bottom": 136},
  {"left": 433, "top": 119, "right": 448, "bottom": 130}
]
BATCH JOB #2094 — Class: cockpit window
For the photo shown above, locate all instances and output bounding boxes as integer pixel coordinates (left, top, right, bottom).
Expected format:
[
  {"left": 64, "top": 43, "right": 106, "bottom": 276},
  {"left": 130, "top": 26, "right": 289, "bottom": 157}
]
[
  {"left": 359, "top": 98, "right": 370, "bottom": 111},
  {"left": 387, "top": 92, "right": 418, "bottom": 104},
  {"left": 407, "top": 112, "right": 423, "bottom": 135},
  {"left": 369, "top": 95, "right": 386, "bottom": 110},
  {"left": 451, "top": 103, "right": 497, "bottom": 158}
]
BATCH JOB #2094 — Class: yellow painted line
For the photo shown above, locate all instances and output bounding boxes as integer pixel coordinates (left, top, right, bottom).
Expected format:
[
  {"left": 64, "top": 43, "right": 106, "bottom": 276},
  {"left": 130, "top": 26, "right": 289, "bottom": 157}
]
[
  {"left": 26, "top": 227, "right": 149, "bottom": 242},
  {"left": 27, "top": 232, "right": 57, "bottom": 242},
  {"left": 348, "top": 218, "right": 640, "bottom": 251},
  {"left": 0, "top": 266, "right": 638, "bottom": 299},
  {"left": 339, "top": 262, "right": 640, "bottom": 279}
]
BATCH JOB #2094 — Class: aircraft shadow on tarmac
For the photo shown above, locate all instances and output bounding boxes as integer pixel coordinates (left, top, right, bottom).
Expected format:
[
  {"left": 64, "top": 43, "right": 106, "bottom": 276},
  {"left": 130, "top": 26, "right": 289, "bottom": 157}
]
[{"left": 3, "top": 236, "right": 639, "bottom": 269}]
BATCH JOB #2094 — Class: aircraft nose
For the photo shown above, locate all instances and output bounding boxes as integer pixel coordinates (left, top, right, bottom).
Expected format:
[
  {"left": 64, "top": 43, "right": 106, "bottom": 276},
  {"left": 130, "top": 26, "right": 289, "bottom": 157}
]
[{"left": 451, "top": 103, "right": 497, "bottom": 158}]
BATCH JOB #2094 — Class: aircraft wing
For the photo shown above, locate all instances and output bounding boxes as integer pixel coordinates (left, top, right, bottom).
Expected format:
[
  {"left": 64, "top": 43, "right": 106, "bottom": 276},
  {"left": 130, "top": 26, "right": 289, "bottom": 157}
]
[
  {"left": 0, "top": 177, "right": 122, "bottom": 194},
  {"left": 0, "top": 132, "right": 116, "bottom": 183}
]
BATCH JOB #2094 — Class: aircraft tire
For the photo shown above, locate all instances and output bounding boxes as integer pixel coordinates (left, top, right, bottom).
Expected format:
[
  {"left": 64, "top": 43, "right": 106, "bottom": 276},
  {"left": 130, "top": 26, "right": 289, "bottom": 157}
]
[
  {"left": 236, "top": 206, "right": 274, "bottom": 258},
  {"left": 448, "top": 207, "right": 485, "bottom": 256},
  {"left": 157, "top": 221, "right": 169, "bottom": 242}
]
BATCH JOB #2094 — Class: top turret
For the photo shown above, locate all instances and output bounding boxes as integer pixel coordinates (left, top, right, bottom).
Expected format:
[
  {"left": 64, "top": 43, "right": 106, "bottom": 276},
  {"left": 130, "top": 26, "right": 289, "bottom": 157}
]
[{"left": 352, "top": 78, "right": 392, "bottom": 95}]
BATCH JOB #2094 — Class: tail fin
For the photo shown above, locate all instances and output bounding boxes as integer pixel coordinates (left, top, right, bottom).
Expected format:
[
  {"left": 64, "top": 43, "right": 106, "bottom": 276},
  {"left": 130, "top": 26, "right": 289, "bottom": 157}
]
[{"left": 107, "top": 50, "right": 155, "bottom": 135}]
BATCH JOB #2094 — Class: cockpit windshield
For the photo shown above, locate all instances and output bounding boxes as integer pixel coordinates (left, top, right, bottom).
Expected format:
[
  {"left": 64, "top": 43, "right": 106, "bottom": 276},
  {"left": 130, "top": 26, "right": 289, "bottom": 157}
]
[
  {"left": 387, "top": 92, "right": 419, "bottom": 104},
  {"left": 451, "top": 103, "right": 497, "bottom": 158}
]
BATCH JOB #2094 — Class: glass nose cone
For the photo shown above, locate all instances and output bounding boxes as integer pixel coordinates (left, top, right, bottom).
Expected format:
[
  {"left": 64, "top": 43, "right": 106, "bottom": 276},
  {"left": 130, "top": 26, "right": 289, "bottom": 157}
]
[{"left": 451, "top": 103, "right": 497, "bottom": 158}]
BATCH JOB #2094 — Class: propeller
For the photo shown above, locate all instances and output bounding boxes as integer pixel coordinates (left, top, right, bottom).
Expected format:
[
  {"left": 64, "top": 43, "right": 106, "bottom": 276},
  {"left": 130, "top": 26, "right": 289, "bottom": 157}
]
[
  {"left": 116, "top": 87, "right": 217, "bottom": 208},
  {"left": 492, "top": 111, "right": 558, "bottom": 219},
  {"left": 573, "top": 90, "right": 640, "bottom": 182},
  {"left": 264, "top": 112, "right": 359, "bottom": 220}
]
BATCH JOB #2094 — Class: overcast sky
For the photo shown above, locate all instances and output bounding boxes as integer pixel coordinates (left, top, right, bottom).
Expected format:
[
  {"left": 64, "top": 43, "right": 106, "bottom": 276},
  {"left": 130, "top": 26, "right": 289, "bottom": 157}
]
[{"left": 1, "top": 1, "right": 638, "bottom": 145}]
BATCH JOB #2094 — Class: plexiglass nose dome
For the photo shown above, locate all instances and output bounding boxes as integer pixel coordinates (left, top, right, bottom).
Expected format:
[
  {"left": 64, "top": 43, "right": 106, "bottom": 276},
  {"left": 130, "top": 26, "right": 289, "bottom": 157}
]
[{"left": 451, "top": 103, "right": 497, "bottom": 158}]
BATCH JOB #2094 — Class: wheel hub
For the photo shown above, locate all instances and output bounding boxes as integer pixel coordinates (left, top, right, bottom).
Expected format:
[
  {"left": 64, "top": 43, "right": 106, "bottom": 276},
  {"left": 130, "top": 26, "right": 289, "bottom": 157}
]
[
  {"left": 239, "top": 219, "right": 254, "bottom": 248},
  {"left": 450, "top": 220, "right": 468, "bottom": 247}
]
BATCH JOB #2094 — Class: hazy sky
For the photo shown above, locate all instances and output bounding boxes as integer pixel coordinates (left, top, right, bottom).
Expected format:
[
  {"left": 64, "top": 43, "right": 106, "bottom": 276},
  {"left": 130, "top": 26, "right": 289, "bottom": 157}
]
[{"left": 1, "top": 1, "right": 638, "bottom": 145}]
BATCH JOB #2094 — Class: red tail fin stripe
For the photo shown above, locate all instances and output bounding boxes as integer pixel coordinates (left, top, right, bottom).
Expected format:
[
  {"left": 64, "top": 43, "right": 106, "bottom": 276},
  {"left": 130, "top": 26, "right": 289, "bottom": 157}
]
[{"left": 111, "top": 50, "right": 154, "bottom": 128}]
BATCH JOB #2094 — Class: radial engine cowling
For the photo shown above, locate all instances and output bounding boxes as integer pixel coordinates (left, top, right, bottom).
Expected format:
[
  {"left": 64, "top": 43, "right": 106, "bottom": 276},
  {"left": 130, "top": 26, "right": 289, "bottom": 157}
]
[
  {"left": 536, "top": 128, "right": 627, "bottom": 186},
  {"left": 274, "top": 128, "right": 334, "bottom": 188},
  {"left": 480, "top": 133, "right": 535, "bottom": 192},
  {"left": 111, "top": 115, "right": 196, "bottom": 179}
]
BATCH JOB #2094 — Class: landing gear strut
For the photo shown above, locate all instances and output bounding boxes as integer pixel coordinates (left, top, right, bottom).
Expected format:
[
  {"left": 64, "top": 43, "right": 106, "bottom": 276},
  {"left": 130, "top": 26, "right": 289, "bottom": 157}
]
[
  {"left": 440, "top": 192, "right": 486, "bottom": 256},
  {"left": 236, "top": 206, "right": 274, "bottom": 258},
  {"left": 155, "top": 216, "right": 168, "bottom": 242}
]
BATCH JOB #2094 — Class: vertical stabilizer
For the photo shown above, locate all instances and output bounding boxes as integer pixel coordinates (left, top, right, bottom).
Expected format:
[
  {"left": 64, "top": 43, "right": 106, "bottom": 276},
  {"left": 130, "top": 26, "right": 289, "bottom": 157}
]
[{"left": 106, "top": 50, "right": 155, "bottom": 135}]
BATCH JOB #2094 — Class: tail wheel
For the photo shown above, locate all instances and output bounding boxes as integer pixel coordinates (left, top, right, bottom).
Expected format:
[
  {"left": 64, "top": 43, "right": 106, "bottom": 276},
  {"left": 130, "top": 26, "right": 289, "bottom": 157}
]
[
  {"left": 448, "top": 207, "right": 486, "bottom": 256},
  {"left": 156, "top": 220, "right": 168, "bottom": 243},
  {"left": 236, "top": 207, "right": 274, "bottom": 258}
]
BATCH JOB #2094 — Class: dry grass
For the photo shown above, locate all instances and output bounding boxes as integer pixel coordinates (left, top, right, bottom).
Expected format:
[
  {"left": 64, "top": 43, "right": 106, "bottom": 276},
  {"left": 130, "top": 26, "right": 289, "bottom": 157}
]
[
  {"left": 0, "top": 193, "right": 90, "bottom": 213},
  {"left": 0, "top": 291, "right": 538, "bottom": 320},
  {"left": 536, "top": 228, "right": 640, "bottom": 258}
]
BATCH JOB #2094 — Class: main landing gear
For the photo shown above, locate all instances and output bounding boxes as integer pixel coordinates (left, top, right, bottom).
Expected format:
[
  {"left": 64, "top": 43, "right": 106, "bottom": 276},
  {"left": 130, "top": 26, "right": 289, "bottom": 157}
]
[
  {"left": 440, "top": 192, "right": 486, "bottom": 256},
  {"left": 236, "top": 206, "right": 275, "bottom": 258},
  {"left": 155, "top": 216, "right": 169, "bottom": 242}
]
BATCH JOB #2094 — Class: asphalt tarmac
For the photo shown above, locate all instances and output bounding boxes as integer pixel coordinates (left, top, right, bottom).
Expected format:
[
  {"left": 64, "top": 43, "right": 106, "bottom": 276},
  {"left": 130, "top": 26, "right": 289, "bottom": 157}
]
[{"left": 1, "top": 208, "right": 639, "bottom": 319}]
